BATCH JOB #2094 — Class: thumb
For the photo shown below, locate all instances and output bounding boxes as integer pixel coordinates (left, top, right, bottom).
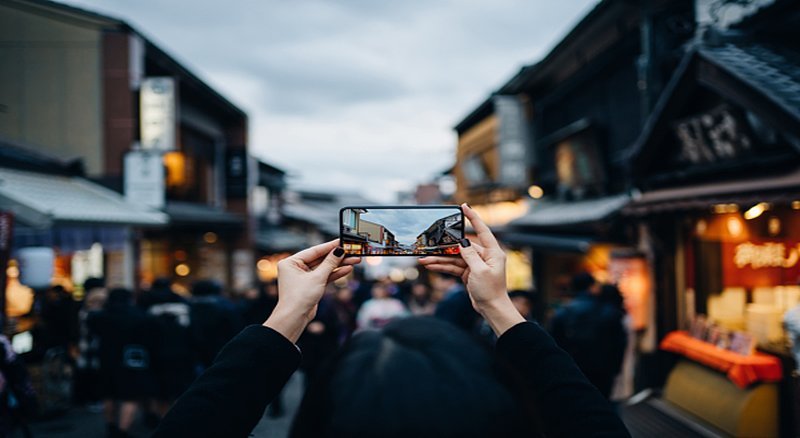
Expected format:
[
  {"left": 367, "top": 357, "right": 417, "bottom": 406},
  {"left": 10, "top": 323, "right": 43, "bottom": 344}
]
[
  {"left": 458, "top": 239, "right": 485, "bottom": 271},
  {"left": 316, "top": 246, "right": 345, "bottom": 278}
]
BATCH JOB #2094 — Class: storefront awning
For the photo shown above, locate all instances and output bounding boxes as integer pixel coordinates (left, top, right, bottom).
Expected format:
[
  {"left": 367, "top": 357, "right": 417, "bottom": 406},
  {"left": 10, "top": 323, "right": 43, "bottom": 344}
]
[
  {"left": 256, "top": 227, "right": 312, "bottom": 253},
  {"left": 0, "top": 167, "right": 168, "bottom": 228},
  {"left": 624, "top": 169, "right": 800, "bottom": 215},
  {"left": 165, "top": 202, "right": 243, "bottom": 227},
  {"left": 509, "top": 194, "right": 630, "bottom": 228},
  {"left": 498, "top": 231, "right": 594, "bottom": 253}
]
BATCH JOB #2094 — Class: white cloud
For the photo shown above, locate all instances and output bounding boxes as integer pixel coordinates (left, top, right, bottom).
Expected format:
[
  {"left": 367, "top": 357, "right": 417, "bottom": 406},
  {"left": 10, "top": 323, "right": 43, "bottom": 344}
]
[{"left": 63, "top": 0, "right": 599, "bottom": 202}]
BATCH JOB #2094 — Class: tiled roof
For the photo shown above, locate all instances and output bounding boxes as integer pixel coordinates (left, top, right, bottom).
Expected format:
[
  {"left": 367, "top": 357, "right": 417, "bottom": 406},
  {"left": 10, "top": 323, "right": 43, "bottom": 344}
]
[
  {"left": 699, "top": 42, "right": 800, "bottom": 121},
  {"left": 0, "top": 167, "right": 167, "bottom": 228}
]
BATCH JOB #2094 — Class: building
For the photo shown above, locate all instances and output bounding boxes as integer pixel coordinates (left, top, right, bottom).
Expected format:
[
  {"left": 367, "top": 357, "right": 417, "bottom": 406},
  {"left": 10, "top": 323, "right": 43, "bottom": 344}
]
[
  {"left": 0, "top": 0, "right": 254, "bottom": 292},
  {"left": 415, "top": 213, "right": 462, "bottom": 253},
  {"left": 622, "top": 1, "right": 800, "bottom": 434}
]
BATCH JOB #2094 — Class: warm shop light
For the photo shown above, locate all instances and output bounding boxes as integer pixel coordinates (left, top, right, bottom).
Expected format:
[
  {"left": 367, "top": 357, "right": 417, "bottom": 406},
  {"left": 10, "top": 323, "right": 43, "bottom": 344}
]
[
  {"left": 768, "top": 217, "right": 781, "bottom": 236},
  {"left": 389, "top": 268, "right": 405, "bottom": 283},
  {"left": 743, "top": 202, "right": 769, "bottom": 220},
  {"left": 793, "top": 200, "right": 800, "bottom": 210},
  {"left": 203, "top": 232, "right": 218, "bottom": 244},
  {"left": 404, "top": 267, "right": 420, "bottom": 281},
  {"left": 727, "top": 217, "right": 743, "bottom": 237},
  {"left": 527, "top": 185, "right": 544, "bottom": 199},
  {"left": 175, "top": 263, "right": 191, "bottom": 277},
  {"left": 713, "top": 203, "right": 739, "bottom": 214}
]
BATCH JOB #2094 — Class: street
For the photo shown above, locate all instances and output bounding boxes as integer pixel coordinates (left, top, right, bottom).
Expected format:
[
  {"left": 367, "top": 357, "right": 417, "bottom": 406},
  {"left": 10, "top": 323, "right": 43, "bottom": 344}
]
[{"left": 12, "top": 373, "right": 305, "bottom": 438}]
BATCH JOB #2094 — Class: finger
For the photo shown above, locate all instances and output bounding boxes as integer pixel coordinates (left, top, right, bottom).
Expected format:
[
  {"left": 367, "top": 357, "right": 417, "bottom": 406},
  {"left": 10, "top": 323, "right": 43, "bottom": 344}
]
[
  {"left": 292, "top": 239, "right": 340, "bottom": 264},
  {"left": 462, "top": 204, "right": 500, "bottom": 250},
  {"left": 418, "top": 256, "right": 467, "bottom": 269},
  {"left": 461, "top": 267, "right": 470, "bottom": 285},
  {"left": 458, "top": 239, "right": 486, "bottom": 271},
  {"left": 327, "top": 265, "right": 353, "bottom": 284},
  {"left": 307, "top": 255, "right": 361, "bottom": 270},
  {"left": 314, "top": 246, "right": 346, "bottom": 278},
  {"left": 422, "top": 263, "right": 466, "bottom": 277}
]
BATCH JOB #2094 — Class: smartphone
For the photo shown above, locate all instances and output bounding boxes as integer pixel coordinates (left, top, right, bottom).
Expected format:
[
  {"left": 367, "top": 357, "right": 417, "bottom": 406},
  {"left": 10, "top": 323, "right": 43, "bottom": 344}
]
[{"left": 340, "top": 205, "right": 464, "bottom": 256}]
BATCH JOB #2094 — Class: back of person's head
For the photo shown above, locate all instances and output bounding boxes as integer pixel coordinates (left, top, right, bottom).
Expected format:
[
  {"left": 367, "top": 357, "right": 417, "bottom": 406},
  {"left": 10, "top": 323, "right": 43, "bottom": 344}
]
[
  {"left": 599, "top": 284, "right": 625, "bottom": 310},
  {"left": 291, "top": 316, "right": 531, "bottom": 437},
  {"left": 83, "top": 277, "right": 105, "bottom": 292},
  {"left": 105, "top": 288, "right": 133, "bottom": 310},
  {"left": 191, "top": 279, "right": 222, "bottom": 297},
  {"left": 151, "top": 277, "right": 173, "bottom": 292},
  {"left": 570, "top": 272, "right": 596, "bottom": 293}
]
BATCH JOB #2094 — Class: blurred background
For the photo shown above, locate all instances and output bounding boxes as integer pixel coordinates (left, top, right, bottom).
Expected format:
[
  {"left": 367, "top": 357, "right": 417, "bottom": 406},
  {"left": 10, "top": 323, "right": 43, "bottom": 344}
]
[{"left": 1, "top": 0, "right": 799, "bottom": 436}]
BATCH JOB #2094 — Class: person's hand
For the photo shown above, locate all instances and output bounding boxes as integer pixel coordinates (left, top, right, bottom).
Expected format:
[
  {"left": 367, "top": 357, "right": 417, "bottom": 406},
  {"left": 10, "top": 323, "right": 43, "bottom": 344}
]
[
  {"left": 264, "top": 239, "right": 361, "bottom": 343},
  {"left": 419, "top": 204, "right": 524, "bottom": 336}
]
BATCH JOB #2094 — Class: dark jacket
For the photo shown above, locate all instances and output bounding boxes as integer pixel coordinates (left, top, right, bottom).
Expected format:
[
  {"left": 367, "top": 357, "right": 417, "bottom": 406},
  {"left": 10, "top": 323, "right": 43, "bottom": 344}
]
[
  {"left": 154, "top": 321, "right": 630, "bottom": 437},
  {"left": 550, "top": 293, "right": 627, "bottom": 397}
]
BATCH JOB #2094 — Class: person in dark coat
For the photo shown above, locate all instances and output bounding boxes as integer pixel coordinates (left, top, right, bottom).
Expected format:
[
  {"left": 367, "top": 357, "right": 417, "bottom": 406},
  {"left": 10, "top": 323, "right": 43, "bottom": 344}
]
[
  {"left": 141, "top": 278, "right": 195, "bottom": 421},
  {"left": 549, "top": 273, "right": 627, "bottom": 398},
  {"left": 89, "top": 288, "right": 158, "bottom": 437},
  {"left": 433, "top": 274, "right": 480, "bottom": 333},
  {"left": 189, "top": 280, "right": 242, "bottom": 370},
  {"left": 154, "top": 206, "right": 629, "bottom": 438}
]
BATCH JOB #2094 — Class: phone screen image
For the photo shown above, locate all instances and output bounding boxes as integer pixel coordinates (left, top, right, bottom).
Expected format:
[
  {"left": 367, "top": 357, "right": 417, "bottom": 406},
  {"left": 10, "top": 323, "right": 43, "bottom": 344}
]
[{"left": 340, "top": 206, "right": 464, "bottom": 256}]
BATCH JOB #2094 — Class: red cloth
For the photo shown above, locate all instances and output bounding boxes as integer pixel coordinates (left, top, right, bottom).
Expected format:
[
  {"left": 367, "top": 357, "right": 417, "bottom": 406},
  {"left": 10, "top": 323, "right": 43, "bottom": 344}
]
[{"left": 660, "top": 331, "right": 783, "bottom": 389}]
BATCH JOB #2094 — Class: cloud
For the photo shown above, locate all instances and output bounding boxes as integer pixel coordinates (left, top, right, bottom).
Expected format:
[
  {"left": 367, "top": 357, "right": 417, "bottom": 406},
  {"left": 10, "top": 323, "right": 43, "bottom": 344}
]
[{"left": 62, "top": 0, "right": 599, "bottom": 201}]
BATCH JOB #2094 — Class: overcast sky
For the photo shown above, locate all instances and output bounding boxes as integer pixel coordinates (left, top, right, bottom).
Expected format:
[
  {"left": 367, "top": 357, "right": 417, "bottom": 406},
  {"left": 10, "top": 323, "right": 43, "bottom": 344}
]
[{"left": 65, "top": 0, "right": 598, "bottom": 202}]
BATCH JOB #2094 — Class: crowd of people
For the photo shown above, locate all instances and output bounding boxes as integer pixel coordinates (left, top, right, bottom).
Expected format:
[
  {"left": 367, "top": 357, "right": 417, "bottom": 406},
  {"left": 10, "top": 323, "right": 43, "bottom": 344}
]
[{"left": 8, "top": 240, "right": 633, "bottom": 437}]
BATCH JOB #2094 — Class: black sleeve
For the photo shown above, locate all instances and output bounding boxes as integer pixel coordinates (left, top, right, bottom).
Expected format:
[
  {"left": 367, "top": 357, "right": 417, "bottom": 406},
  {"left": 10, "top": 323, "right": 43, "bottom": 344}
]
[
  {"left": 154, "top": 325, "right": 302, "bottom": 438},
  {"left": 496, "top": 322, "right": 630, "bottom": 438}
]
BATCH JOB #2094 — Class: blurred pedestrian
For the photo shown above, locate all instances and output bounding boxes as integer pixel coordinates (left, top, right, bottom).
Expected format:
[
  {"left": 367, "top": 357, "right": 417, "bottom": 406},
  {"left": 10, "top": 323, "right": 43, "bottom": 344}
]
[
  {"left": 142, "top": 278, "right": 195, "bottom": 424},
  {"left": 239, "top": 281, "right": 278, "bottom": 327},
  {"left": 154, "top": 206, "right": 628, "bottom": 438},
  {"left": 600, "top": 284, "right": 635, "bottom": 409},
  {"left": 0, "top": 334, "right": 37, "bottom": 436},
  {"left": 783, "top": 301, "right": 800, "bottom": 434},
  {"left": 189, "top": 280, "right": 242, "bottom": 370},
  {"left": 356, "top": 281, "right": 408, "bottom": 330},
  {"left": 406, "top": 281, "right": 435, "bottom": 316},
  {"left": 74, "top": 277, "right": 107, "bottom": 409},
  {"left": 89, "top": 288, "right": 158, "bottom": 437},
  {"left": 549, "top": 273, "right": 627, "bottom": 398},
  {"left": 434, "top": 273, "right": 480, "bottom": 333},
  {"left": 298, "top": 290, "right": 342, "bottom": 390},
  {"left": 508, "top": 290, "right": 535, "bottom": 321},
  {"left": 331, "top": 284, "right": 357, "bottom": 342}
]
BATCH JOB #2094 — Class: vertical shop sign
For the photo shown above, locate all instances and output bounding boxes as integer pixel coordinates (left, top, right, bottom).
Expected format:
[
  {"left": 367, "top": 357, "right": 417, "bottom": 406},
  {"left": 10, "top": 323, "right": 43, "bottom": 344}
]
[
  {"left": 124, "top": 151, "right": 165, "bottom": 209},
  {"left": 494, "top": 95, "right": 530, "bottom": 187},
  {"left": 140, "top": 77, "right": 177, "bottom": 151},
  {"left": 0, "top": 212, "right": 13, "bottom": 321},
  {"left": 226, "top": 147, "right": 249, "bottom": 199}
]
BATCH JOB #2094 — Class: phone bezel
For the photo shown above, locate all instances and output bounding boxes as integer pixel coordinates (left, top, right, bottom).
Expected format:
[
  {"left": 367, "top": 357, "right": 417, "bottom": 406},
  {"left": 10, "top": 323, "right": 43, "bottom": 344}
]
[{"left": 339, "top": 205, "right": 464, "bottom": 257}]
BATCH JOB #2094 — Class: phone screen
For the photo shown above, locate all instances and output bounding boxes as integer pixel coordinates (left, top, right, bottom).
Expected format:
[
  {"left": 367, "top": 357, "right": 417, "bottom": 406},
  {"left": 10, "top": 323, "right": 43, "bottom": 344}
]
[{"left": 340, "top": 206, "right": 464, "bottom": 256}]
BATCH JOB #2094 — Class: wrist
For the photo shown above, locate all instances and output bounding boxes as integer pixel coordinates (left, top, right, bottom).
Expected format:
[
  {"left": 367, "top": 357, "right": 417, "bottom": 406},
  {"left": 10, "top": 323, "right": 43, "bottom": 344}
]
[
  {"left": 264, "top": 303, "right": 313, "bottom": 344},
  {"left": 476, "top": 296, "right": 525, "bottom": 337}
]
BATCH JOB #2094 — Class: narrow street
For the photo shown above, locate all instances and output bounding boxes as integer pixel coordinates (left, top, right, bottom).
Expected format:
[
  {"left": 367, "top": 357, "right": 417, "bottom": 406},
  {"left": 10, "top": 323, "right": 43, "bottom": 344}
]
[{"left": 12, "top": 373, "right": 305, "bottom": 438}]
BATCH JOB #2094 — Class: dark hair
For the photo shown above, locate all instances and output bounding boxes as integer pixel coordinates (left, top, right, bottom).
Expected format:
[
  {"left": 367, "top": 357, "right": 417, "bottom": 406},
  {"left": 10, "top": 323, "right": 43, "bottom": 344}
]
[
  {"left": 291, "top": 317, "right": 530, "bottom": 437},
  {"left": 105, "top": 288, "right": 133, "bottom": 309},
  {"left": 151, "top": 277, "right": 173, "bottom": 292},
  {"left": 599, "top": 284, "right": 625, "bottom": 311},
  {"left": 191, "top": 279, "right": 222, "bottom": 297},
  {"left": 83, "top": 277, "right": 105, "bottom": 291},
  {"left": 570, "top": 272, "right": 596, "bottom": 293}
]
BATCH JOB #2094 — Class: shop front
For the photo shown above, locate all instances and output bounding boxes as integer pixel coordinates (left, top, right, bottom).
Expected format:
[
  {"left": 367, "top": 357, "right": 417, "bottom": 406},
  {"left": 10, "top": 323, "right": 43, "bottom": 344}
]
[{"left": 625, "top": 36, "right": 800, "bottom": 437}]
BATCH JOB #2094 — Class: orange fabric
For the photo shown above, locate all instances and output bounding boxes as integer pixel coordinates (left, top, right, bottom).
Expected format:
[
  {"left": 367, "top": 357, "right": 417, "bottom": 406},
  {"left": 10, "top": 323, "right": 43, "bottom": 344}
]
[{"left": 660, "top": 331, "right": 783, "bottom": 389}]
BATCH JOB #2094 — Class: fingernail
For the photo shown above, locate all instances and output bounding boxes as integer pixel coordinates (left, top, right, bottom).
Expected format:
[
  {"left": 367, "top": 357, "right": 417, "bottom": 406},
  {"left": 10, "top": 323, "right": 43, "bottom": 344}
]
[
  {"left": 460, "top": 238, "right": 471, "bottom": 248},
  {"left": 463, "top": 203, "right": 470, "bottom": 209},
  {"left": 333, "top": 247, "right": 344, "bottom": 257}
]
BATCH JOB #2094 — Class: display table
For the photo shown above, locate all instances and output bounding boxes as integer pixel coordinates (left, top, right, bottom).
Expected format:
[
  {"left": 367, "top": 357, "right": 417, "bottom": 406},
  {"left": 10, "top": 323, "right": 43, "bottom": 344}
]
[
  {"left": 660, "top": 331, "right": 782, "bottom": 437},
  {"left": 660, "top": 331, "right": 782, "bottom": 388}
]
